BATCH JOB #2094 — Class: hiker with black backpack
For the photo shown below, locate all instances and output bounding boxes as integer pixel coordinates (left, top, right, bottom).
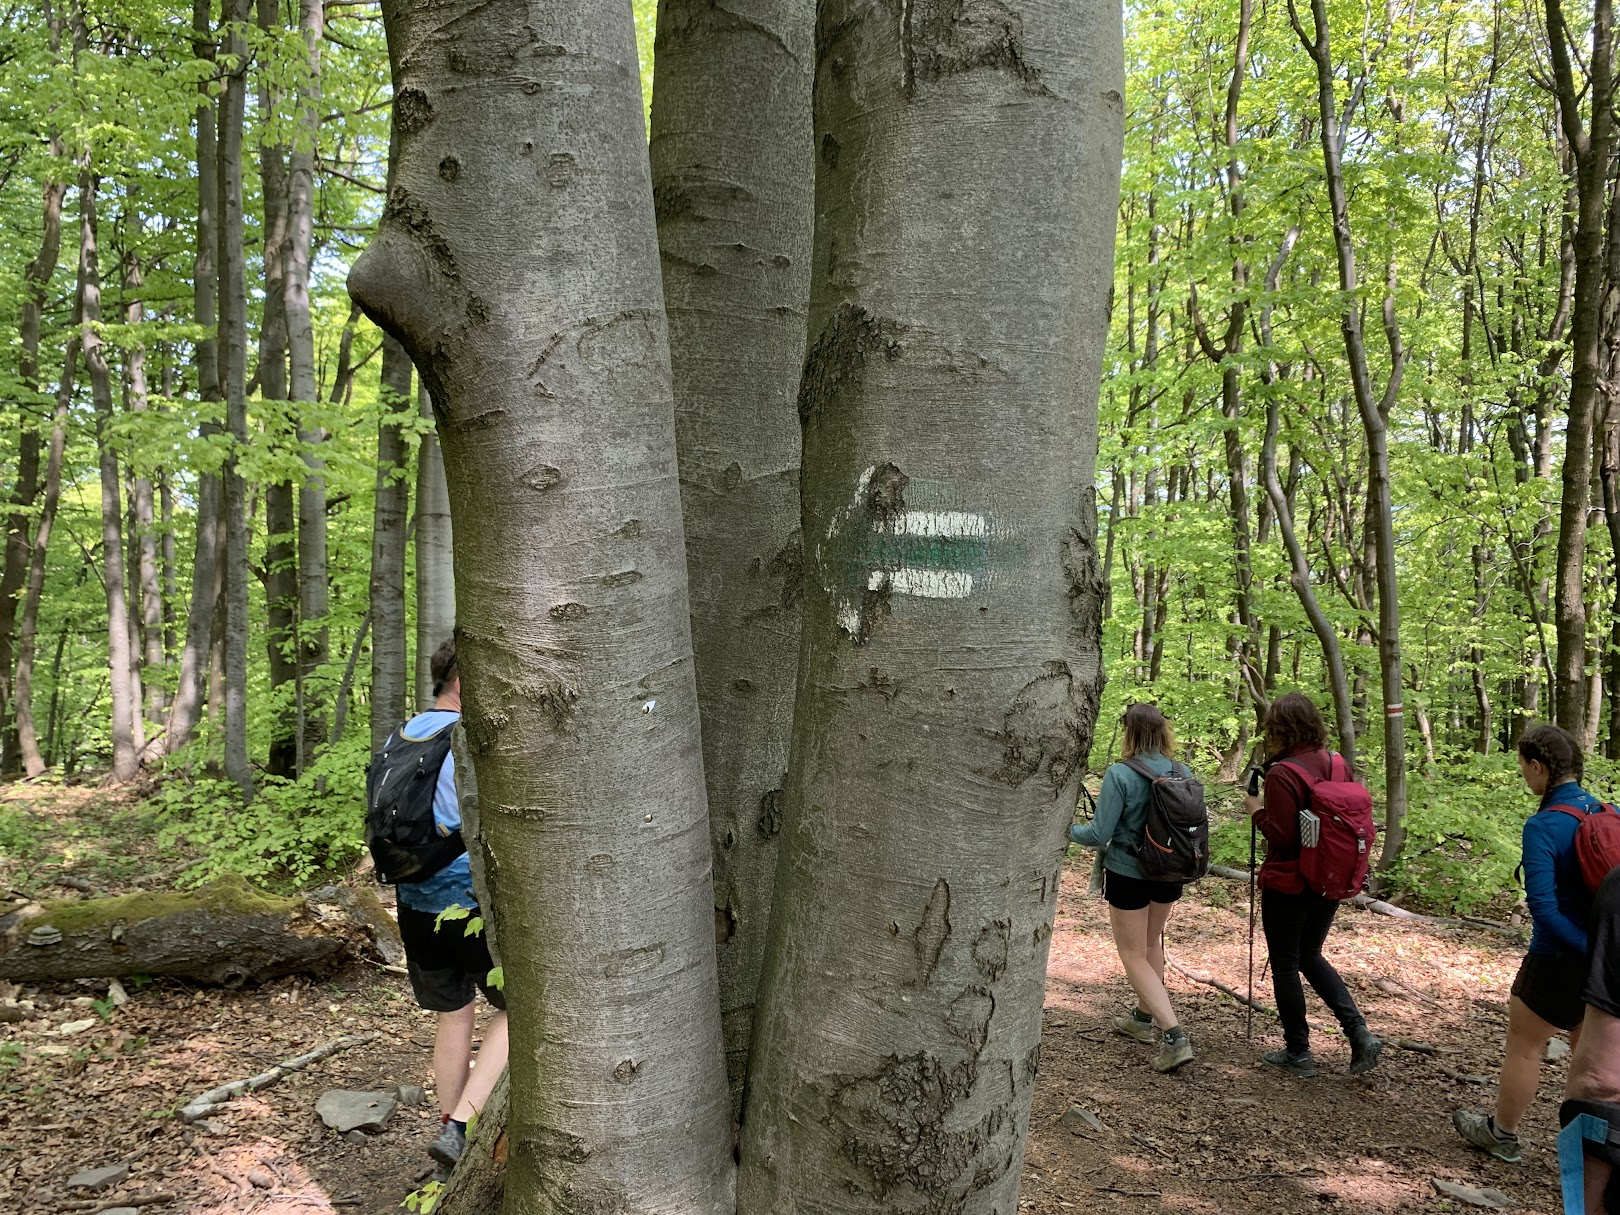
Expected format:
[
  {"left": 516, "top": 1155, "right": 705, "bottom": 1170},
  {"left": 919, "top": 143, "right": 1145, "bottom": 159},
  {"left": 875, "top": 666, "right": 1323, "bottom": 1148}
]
[
  {"left": 1244, "top": 692, "right": 1382, "bottom": 1079},
  {"left": 367, "top": 637, "right": 508, "bottom": 1176},
  {"left": 1069, "top": 703, "right": 1207, "bottom": 1073},
  {"left": 1455, "top": 723, "right": 1620, "bottom": 1165}
]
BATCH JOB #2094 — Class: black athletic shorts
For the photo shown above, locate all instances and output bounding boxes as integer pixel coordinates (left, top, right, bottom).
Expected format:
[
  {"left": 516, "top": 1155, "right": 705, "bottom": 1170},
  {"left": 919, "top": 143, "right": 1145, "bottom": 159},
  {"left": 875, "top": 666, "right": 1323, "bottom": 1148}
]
[
  {"left": 1103, "top": 869, "right": 1184, "bottom": 912},
  {"left": 1586, "top": 868, "right": 1620, "bottom": 1019},
  {"left": 1512, "top": 951, "right": 1588, "bottom": 1031},
  {"left": 397, "top": 904, "right": 507, "bottom": 1013}
]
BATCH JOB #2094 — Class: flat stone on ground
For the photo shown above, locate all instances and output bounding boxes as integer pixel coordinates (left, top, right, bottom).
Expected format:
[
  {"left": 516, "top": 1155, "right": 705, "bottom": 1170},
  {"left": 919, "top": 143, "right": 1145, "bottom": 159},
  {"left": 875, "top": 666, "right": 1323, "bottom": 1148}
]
[
  {"left": 395, "top": 1083, "right": 426, "bottom": 1107},
  {"left": 1431, "top": 1178, "right": 1512, "bottom": 1208},
  {"left": 315, "top": 1089, "right": 397, "bottom": 1134},
  {"left": 66, "top": 1162, "right": 130, "bottom": 1190}
]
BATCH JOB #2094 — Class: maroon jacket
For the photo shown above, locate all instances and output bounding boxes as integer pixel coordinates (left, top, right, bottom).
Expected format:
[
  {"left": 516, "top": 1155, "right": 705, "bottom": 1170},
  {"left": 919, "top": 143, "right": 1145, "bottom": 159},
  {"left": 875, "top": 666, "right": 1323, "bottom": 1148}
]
[{"left": 1256, "top": 746, "right": 1346, "bottom": 894}]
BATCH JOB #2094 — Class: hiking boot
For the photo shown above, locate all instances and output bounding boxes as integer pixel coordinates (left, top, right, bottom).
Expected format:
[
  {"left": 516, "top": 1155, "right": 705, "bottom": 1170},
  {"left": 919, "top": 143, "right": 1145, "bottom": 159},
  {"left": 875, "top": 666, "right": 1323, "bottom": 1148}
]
[
  {"left": 428, "top": 1120, "right": 466, "bottom": 1171},
  {"left": 1153, "top": 1028, "right": 1193, "bottom": 1072},
  {"left": 1262, "top": 1048, "right": 1318, "bottom": 1077},
  {"left": 1111, "top": 1008, "right": 1157, "bottom": 1044},
  {"left": 1348, "top": 1025, "right": 1383, "bottom": 1075},
  {"left": 1453, "top": 1109, "right": 1522, "bottom": 1163}
]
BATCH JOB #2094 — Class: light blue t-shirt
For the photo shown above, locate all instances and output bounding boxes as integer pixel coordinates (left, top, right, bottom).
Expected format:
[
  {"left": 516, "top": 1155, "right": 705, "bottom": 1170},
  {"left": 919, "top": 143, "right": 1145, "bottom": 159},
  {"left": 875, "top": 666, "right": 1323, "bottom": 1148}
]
[{"left": 394, "top": 709, "right": 476, "bottom": 915}]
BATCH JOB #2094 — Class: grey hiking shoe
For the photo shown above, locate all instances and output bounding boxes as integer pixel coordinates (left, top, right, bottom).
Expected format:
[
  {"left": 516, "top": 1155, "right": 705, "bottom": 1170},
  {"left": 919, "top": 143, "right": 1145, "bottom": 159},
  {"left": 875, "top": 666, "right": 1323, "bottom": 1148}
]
[
  {"left": 1262, "top": 1048, "right": 1318, "bottom": 1077},
  {"left": 1153, "top": 1028, "right": 1193, "bottom": 1072},
  {"left": 1349, "top": 1025, "right": 1383, "bottom": 1075},
  {"left": 428, "top": 1120, "right": 466, "bottom": 1171},
  {"left": 1112, "top": 1008, "right": 1157, "bottom": 1044},
  {"left": 1453, "top": 1109, "right": 1521, "bottom": 1163}
]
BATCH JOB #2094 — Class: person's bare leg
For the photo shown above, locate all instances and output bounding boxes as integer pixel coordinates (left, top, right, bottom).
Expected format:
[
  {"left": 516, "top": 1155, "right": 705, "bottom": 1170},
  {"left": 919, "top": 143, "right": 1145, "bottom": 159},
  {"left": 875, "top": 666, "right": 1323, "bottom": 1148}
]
[
  {"left": 450, "top": 1011, "right": 508, "bottom": 1122},
  {"left": 1146, "top": 900, "right": 1173, "bottom": 986},
  {"left": 1110, "top": 905, "right": 1177, "bottom": 1029},
  {"left": 1566, "top": 1006, "right": 1620, "bottom": 1214},
  {"left": 433, "top": 1003, "right": 476, "bottom": 1118},
  {"left": 1495, "top": 995, "right": 1560, "bottom": 1133}
]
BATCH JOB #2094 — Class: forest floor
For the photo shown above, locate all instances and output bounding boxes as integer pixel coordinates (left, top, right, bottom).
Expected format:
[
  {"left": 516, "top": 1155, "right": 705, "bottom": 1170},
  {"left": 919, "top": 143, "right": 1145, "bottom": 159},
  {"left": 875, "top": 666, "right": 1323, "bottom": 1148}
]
[{"left": 0, "top": 781, "right": 1567, "bottom": 1214}]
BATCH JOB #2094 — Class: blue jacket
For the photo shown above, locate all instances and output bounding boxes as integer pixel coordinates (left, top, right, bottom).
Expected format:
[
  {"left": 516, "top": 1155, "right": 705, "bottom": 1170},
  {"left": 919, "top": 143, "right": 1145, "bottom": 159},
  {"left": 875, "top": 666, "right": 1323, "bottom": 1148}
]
[
  {"left": 1070, "top": 752, "right": 1177, "bottom": 880},
  {"left": 1524, "top": 780, "right": 1599, "bottom": 959},
  {"left": 395, "top": 709, "right": 477, "bottom": 916}
]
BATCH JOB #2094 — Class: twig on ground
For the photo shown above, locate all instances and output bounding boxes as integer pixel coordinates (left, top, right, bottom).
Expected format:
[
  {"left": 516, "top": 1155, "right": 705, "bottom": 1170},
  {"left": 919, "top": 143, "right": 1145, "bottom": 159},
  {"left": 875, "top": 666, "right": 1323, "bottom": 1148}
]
[
  {"left": 1095, "top": 1186, "right": 1162, "bottom": 1197},
  {"left": 1440, "top": 1066, "right": 1491, "bottom": 1085},
  {"left": 1392, "top": 1038, "right": 1443, "bottom": 1054},
  {"left": 59, "top": 1195, "right": 177, "bottom": 1212},
  {"left": 1167, "top": 958, "right": 1275, "bottom": 1016},
  {"left": 1200, "top": 1172, "right": 1309, "bottom": 1182},
  {"left": 176, "top": 1031, "right": 380, "bottom": 1122},
  {"left": 1374, "top": 975, "right": 1441, "bottom": 1008}
]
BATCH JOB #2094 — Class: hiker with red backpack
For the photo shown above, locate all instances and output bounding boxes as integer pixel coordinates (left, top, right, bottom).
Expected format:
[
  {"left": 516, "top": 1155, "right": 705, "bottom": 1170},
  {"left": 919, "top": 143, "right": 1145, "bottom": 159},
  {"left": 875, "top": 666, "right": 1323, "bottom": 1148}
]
[
  {"left": 1069, "top": 703, "right": 1208, "bottom": 1074},
  {"left": 1244, "top": 692, "right": 1383, "bottom": 1078},
  {"left": 1456, "top": 724, "right": 1620, "bottom": 1165}
]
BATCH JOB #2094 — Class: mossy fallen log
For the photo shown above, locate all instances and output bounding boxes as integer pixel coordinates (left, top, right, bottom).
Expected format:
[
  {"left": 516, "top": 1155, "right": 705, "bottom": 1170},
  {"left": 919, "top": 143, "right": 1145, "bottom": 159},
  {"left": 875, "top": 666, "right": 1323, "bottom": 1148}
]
[{"left": 0, "top": 875, "right": 402, "bottom": 985}]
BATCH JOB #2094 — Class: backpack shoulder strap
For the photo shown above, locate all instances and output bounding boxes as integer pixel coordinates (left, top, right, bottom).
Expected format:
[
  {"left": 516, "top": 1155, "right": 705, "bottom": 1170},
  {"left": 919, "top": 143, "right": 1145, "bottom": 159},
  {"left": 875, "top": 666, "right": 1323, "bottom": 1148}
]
[
  {"left": 1547, "top": 803, "right": 1591, "bottom": 822},
  {"left": 1119, "top": 757, "right": 1161, "bottom": 783},
  {"left": 1277, "top": 756, "right": 1319, "bottom": 786},
  {"left": 1328, "top": 752, "right": 1350, "bottom": 782}
]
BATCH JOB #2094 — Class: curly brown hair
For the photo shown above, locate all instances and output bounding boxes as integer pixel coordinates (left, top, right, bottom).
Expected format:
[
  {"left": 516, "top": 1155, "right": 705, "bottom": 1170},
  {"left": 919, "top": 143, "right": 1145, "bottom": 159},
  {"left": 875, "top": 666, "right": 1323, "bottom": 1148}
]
[
  {"left": 1264, "top": 692, "right": 1327, "bottom": 757},
  {"left": 1121, "top": 702, "right": 1176, "bottom": 759}
]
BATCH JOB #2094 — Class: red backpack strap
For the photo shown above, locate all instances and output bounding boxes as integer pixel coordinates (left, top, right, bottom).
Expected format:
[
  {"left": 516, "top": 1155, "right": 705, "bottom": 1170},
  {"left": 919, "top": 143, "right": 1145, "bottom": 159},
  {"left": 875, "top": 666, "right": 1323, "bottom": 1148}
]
[
  {"left": 1547, "top": 803, "right": 1590, "bottom": 823},
  {"left": 1328, "top": 753, "right": 1349, "bottom": 782}
]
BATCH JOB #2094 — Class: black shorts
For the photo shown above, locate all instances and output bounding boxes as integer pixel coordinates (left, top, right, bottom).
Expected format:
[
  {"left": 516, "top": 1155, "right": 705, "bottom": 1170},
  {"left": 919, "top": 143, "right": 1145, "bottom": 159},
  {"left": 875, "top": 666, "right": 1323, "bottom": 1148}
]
[
  {"left": 1512, "top": 951, "right": 1588, "bottom": 1031},
  {"left": 1586, "top": 869, "right": 1620, "bottom": 1018},
  {"left": 1103, "top": 869, "right": 1184, "bottom": 912},
  {"left": 397, "top": 905, "right": 507, "bottom": 1013}
]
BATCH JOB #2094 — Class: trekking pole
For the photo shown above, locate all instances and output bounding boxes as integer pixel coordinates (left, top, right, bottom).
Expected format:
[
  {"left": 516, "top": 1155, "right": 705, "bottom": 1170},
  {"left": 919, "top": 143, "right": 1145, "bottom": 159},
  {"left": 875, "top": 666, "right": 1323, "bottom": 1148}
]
[{"left": 1247, "top": 817, "right": 1257, "bottom": 1043}]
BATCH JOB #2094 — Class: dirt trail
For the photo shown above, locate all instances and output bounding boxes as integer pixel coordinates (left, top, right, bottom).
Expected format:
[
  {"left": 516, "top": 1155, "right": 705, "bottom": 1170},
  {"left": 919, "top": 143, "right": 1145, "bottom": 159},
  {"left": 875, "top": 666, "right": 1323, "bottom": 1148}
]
[{"left": 0, "top": 782, "right": 1563, "bottom": 1213}]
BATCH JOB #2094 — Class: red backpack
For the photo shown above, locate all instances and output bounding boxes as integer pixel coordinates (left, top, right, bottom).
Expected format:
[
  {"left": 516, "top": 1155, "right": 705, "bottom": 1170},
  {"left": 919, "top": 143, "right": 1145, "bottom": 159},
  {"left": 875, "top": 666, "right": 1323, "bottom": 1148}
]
[
  {"left": 1280, "top": 753, "right": 1377, "bottom": 901},
  {"left": 1547, "top": 801, "right": 1620, "bottom": 892}
]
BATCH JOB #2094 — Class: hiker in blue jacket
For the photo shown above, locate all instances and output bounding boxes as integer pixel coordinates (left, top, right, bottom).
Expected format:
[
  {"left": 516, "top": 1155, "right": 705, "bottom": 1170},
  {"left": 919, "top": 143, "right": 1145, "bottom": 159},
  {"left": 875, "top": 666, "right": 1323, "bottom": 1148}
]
[
  {"left": 1457, "top": 723, "right": 1597, "bottom": 1163},
  {"left": 1070, "top": 703, "right": 1193, "bottom": 1073}
]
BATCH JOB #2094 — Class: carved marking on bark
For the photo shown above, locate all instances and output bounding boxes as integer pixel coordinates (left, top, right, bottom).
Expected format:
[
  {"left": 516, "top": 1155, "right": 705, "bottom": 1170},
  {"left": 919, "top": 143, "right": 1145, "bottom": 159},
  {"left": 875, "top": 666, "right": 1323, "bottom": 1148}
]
[
  {"left": 600, "top": 569, "right": 642, "bottom": 588},
  {"left": 756, "top": 787, "right": 783, "bottom": 838},
  {"left": 549, "top": 602, "right": 588, "bottom": 620},
  {"left": 900, "top": 0, "right": 1054, "bottom": 98},
  {"left": 610, "top": 519, "right": 641, "bottom": 540},
  {"left": 912, "top": 877, "right": 951, "bottom": 986},
  {"left": 523, "top": 464, "right": 563, "bottom": 492},
  {"left": 602, "top": 942, "right": 666, "bottom": 978},
  {"left": 585, "top": 852, "right": 615, "bottom": 874},
  {"left": 972, "top": 920, "right": 1009, "bottom": 982},
  {"left": 982, "top": 660, "right": 1088, "bottom": 795},
  {"left": 653, "top": 166, "right": 756, "bottom": 224},
  {"left": 798, "top": 304, "right": 906, "bottom": 427}
]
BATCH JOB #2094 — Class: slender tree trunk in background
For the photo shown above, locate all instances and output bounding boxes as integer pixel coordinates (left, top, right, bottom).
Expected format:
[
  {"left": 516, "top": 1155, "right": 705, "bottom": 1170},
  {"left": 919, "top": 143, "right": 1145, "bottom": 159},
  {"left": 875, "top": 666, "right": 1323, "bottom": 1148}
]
[
  {"left": 289, "top": 0, "right": 328, "bottom": 761},
  {"left": 219, "top": 0, "right": 253, "bottom": 796},
  {"left": 648, "top": 0, "right": 812, "bottom": 1112},
  {"left": 369, "top": 333, "right": 411, "bottom": 750},
  {"left": 1292, "top": 0, "right": 1410, "bottom": 874},
  {"left": 123, "top": 244, "right": 167, "bottom": 731},
  {"left": 16, "top": 311, "right": 80, "bottom": 778},
  {"left": 737, "top": 4, "right": 1122, "bottom": 1211},
  {"left": 168, "top": 0, "right": 224, "bottom": 755},
  {"left": 1547, "top": 0, "right": 1615, "bottom": 737},
  {"left": 413, "top": 387, "right": 454, "bottom": 709},
  {"left": 0, "top": 151, "right": 67, "bottom": 773},
  {"left": 81, "top": 170, "right": 141, "bottom": 784},
  {"left": 1605, "top": 410, "right": 1620, "bottom": 758},
  {"left": 349, "top": 1, "right": 732, "bottom": 1209},
  {"left": 257, "top": 18, "right": 297, "bottom": 779}
]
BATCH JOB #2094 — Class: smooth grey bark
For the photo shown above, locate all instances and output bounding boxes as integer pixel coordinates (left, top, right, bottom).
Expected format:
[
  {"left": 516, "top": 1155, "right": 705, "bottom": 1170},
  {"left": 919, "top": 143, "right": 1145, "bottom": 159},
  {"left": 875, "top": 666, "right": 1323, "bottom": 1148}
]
[
  {"left": 413, "top": 386, "right": 454, "bottom": 709},
  {"left": 348, "top": 2, "right": 733, "bottom": 1211},
  {"left": 168, "top": 0, "right": 223, "bottom": 755},
  {"left": 219, "top": 0, "right": 253, "bottom": 795},
  {"left": 1546, "top": 0, "right": 1614, "bottom": 736},
  {"left": 647, "top": 0, "right": 812, "bottom": 1112},
  {"left": 289, "top": 0, "right": 328, "bottom": 759},
  {"left": 1289, "top": 0, "right": 1409, "bottom": 872},
  {"left": 123, "top": 243, "right": 167, "bottom": 732},
  {"left": 736, "top": 5, "right": 1122, "bottom": 1213},
  {"left": 81, "top": 169, "right": 142, "bottom": 784},
  {"left": 369, "top": 334, "right": 411, "bottom": 750}
]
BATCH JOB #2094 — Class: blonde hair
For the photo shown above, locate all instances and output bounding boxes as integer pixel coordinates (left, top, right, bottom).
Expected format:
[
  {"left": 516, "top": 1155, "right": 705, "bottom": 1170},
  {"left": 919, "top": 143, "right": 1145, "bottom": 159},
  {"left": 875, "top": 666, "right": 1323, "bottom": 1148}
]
[{"left": 1121, "top": 702, "right": 1175, "bottom": 759}]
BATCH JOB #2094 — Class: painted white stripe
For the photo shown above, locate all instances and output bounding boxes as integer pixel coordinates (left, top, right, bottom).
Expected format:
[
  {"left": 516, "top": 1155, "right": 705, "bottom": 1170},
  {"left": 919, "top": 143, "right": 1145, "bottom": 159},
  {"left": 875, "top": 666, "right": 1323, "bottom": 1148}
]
[
  {"left": 868, "top": 568, "right": 974, "bottom": 599},
  {"left": 893, "top": 510, "right": 988, "bottom": 538}
]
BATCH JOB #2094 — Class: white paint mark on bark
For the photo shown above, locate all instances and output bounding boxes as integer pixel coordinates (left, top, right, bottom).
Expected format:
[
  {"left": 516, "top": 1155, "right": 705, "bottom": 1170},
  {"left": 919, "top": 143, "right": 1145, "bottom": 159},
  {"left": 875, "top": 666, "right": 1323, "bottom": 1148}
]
[
  {"left": 868, "top": 568, "right": 974, "bottom": 598},
  {"left": 895, "top": 510, "right": 987, "bottom": 539}
]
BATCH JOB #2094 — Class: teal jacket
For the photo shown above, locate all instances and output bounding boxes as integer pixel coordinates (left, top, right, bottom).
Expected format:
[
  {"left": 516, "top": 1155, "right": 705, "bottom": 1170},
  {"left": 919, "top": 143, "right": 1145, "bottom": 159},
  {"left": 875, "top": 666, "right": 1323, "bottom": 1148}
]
[{"left": 1069, "top": 752, "right": 1177, "bottom": 880}]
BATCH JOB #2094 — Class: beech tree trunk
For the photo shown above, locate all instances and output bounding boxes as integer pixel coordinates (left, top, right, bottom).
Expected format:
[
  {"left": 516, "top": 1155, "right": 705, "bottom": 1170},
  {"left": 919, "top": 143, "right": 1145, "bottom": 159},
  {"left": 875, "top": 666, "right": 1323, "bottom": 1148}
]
[
  {"left": 81, "top": 169, "right": 142, "bottom": 784},
  {"left": 1547, "top": 0, "right": 1614, "bottom": 737},
  {"left": 166, "top": 0, "right": 223, "bottom": 755},
  {"left": 369, "top": 334, "right": 412, "bottom": 749},
  {"left": 218, "top": 0, "right": 253, "bottom": 795},
  {"left": 289, "top": 0, "right": 328, "bottom": 759},
  {"left": 349, "top": 2, "right": 733, "bottom": 1210},
  {"left": 413, "top": 387, "right": 454, "bottom": 708},
  {"left": 736, "top": 5, "right": 1122, "bottom": 1212},
  {"left": 647, "top": 0, "right": 813, "bottom": 1110},
  {"left": 123, "top": 245, "right": 167, "bottom": 732}
]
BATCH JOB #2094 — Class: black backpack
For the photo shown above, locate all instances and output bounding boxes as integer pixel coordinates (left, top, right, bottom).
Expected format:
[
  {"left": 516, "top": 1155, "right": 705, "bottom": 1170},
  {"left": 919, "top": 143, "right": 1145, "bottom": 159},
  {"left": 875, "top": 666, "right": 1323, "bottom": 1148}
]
[
  {"left": 1120, "top": 757, "right": 1209, "bottom": 883},
  {"left": 365, "top": 720, "right": 464, "bottom": 885}
]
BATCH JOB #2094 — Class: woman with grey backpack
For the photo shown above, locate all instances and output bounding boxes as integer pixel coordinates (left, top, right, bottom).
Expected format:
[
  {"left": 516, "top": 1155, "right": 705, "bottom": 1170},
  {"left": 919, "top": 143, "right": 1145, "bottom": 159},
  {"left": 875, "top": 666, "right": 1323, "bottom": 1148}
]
[{"left": 1069, "top": 703, "right": 1202, "bottom": 1073}]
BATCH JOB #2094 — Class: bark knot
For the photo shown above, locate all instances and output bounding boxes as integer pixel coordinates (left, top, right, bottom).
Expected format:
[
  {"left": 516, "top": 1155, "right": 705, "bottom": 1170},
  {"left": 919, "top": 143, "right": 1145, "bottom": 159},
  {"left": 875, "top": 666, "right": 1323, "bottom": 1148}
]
[{"left": 798, "top": 304, "right": 906, "bottom": 427}]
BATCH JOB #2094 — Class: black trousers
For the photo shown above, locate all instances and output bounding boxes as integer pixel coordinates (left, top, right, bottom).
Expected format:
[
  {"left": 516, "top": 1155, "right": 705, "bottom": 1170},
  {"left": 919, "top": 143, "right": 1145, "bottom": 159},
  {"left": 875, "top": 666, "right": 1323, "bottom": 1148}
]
[{"left": 1261, "top": 887, "right": 1366, "bottom": 1054}]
